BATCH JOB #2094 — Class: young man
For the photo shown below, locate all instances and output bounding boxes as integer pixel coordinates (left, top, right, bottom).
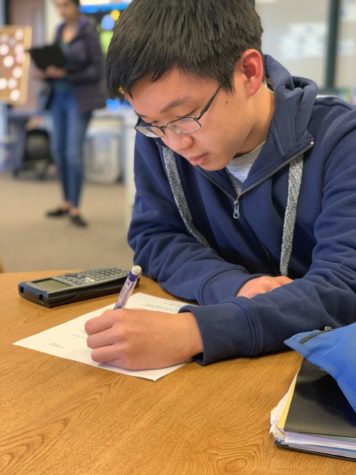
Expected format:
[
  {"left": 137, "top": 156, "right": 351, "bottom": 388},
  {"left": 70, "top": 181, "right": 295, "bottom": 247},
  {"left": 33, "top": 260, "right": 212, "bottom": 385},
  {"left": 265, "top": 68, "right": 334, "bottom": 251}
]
[{"left": 85, "top": 0, "right": 356, "bottom": 370}]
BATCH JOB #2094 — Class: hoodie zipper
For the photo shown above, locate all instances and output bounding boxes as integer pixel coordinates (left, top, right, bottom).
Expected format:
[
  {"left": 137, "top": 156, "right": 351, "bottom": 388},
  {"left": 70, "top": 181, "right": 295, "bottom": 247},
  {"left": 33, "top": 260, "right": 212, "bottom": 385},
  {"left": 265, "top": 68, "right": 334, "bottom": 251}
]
[
  {"left": 194, "top": 140, "right": 314, "bottom": 272},
  {"left": 232, "top": 139, "right": 314, "bottom": 220},
  {"left": 298, "top": 325, "right": 333, "bottom": 344},
  {"left": 233, "top": 198, "right": 240, "bottom": 219},
  {"left": 196, "top": 140, "right": 314, "bottom": 219}
]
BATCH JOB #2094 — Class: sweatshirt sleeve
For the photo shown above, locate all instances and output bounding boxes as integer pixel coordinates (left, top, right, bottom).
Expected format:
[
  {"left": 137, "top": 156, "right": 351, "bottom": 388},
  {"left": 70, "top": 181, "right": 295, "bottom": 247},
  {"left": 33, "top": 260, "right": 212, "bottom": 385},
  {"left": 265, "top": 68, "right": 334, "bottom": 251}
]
[
  {"left": 128, "top": 135, "right": 262, "bottom": 304},
  {"left": 182, "top": 277, "right": 356, "bottom": 365}
]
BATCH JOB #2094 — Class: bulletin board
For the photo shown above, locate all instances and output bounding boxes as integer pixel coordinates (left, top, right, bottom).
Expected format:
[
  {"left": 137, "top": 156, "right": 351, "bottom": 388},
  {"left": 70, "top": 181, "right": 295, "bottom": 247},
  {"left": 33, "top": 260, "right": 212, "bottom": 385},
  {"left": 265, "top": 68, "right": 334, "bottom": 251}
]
[{"left": 0, "top": 26, "right": 32, "bottom": 105}]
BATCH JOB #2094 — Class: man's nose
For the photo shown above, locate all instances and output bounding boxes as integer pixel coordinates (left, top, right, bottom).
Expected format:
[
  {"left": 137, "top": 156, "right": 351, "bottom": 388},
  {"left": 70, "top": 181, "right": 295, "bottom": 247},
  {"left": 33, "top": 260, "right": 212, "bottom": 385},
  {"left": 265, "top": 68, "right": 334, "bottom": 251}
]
[{"left": 161, "top": 129, "right": 193, "bottom": 154}]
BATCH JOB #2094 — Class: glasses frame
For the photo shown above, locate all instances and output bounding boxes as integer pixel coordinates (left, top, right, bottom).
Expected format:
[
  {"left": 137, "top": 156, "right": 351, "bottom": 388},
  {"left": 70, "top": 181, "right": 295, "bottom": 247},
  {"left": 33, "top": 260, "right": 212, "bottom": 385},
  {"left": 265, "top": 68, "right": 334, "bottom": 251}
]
[{"left": 135, "top": 84, "right": 222, "bottom": 138}]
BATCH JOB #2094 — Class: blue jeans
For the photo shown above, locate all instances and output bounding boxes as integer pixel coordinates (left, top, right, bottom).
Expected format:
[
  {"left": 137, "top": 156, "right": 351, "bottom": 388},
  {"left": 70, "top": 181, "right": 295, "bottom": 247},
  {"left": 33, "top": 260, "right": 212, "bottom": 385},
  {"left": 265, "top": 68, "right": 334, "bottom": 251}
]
[{"left": 50, "top": 88, "right": 91, "bottom": 208}]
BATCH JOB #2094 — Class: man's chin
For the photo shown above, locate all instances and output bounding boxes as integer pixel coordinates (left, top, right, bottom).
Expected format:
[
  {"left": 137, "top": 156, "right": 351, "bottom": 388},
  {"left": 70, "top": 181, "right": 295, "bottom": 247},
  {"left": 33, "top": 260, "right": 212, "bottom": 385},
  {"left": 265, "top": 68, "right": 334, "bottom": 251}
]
[{"left": 198, "top": 157, "right": 227, "bottom": 172}]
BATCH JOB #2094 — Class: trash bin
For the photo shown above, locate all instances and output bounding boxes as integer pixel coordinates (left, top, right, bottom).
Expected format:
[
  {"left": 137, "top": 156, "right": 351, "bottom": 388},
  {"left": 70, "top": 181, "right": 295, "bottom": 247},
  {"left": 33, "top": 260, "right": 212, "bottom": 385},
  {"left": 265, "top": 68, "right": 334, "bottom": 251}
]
[{"left": 84, "top": 128, "right": 121, "bottom": 184}]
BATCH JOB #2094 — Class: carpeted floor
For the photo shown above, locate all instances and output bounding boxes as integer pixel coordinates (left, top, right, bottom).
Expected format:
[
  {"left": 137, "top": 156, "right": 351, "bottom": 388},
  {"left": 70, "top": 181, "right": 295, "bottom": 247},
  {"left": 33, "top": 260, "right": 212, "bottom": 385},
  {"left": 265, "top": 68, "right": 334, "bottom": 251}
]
[{"left": 0, "top": 171, "right": 133, "bottom": 273}]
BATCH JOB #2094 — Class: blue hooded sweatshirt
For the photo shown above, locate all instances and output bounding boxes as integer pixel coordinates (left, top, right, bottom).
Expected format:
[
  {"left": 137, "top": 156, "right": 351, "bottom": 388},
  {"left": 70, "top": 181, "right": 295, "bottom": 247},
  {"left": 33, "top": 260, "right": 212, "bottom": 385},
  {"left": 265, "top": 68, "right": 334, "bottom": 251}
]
[{"left": 128, "top": 56, "right": 356, "bottom": 364}]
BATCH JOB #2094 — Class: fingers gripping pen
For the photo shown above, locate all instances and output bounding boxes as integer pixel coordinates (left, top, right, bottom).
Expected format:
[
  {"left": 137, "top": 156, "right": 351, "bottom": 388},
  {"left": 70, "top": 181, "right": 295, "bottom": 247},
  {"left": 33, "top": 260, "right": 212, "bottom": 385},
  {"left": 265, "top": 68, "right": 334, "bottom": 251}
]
[{"left": 113, "top": 265, "right": 142, "bottom": 310}]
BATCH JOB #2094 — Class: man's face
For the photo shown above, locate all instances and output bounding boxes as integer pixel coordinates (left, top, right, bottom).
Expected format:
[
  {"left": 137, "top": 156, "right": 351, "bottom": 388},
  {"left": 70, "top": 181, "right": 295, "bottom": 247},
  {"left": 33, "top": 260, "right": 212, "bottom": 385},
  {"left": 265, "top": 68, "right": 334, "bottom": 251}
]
[{"left": 127, "top": 66, "right": 259, "bottom": 171}]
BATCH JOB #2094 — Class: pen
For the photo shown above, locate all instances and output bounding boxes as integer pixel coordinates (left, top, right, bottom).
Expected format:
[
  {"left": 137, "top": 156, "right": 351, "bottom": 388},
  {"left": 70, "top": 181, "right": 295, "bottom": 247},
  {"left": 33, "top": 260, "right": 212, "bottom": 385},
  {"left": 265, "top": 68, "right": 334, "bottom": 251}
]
[{"left": 113, "top": 265, "right": 142, "bottom": 309}]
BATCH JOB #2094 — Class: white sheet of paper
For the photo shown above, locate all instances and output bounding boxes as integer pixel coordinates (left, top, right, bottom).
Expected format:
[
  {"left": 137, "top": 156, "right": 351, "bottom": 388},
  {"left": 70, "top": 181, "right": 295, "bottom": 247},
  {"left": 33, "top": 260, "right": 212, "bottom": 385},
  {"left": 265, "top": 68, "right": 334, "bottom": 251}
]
[{"left": 14, "top": 292, "right": 188, "bottom": 381}]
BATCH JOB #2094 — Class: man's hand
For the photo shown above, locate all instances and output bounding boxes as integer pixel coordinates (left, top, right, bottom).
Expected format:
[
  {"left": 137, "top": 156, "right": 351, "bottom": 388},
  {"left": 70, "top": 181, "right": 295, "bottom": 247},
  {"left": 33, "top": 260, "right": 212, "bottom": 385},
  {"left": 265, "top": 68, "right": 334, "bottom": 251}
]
[
  {"left": 85, "top": 308, "right": 203, "bottom": 370},
  {"left": 45, "top": 66, "right": 67, "bottom": 78},
  {"left": 237, "top": 275, "right": 293, "bottom": 299}
]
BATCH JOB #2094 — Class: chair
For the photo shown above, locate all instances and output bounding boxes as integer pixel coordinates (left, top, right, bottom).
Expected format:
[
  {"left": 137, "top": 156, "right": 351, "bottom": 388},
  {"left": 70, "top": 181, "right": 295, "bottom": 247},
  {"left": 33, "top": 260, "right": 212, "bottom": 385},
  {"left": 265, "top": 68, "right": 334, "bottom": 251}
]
[{"left": 13, "top": 127, "right": 53, "bottom": 180}]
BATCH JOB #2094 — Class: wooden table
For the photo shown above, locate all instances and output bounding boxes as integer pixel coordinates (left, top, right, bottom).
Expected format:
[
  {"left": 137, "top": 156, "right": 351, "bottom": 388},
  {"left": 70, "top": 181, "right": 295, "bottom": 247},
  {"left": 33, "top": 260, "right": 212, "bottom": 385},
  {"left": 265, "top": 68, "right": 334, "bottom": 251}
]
[{"left": 0, "top": 271, "right": 354, "bottom": 474}]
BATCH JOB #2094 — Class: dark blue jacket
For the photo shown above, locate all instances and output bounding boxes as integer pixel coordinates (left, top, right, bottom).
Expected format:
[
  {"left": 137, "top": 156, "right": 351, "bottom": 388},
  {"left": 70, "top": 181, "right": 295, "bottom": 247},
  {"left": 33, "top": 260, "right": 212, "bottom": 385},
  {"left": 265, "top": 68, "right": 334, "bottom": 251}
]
[
  {"left": 46, "top": 15, "right": 107, "bottom": 113},
  {"left": 128, "top": 56, "right": 356, "bottom": 364}
]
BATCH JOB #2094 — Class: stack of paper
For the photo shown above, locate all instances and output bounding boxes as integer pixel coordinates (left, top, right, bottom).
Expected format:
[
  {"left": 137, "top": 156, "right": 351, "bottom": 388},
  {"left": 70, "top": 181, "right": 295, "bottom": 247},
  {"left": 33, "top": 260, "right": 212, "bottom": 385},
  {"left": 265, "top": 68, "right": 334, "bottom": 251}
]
[{"left": 270, "top": 360, "right": 356, "bottom": 460}]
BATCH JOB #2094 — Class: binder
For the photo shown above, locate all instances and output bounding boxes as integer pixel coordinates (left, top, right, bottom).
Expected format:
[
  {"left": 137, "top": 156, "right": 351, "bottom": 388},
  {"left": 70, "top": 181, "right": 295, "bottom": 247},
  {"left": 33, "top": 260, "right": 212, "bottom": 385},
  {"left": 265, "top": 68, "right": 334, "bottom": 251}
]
[
  {"left": 28, "top": 43, "right": 66, "bottom": 70},
  {"left": 270, "top": 360, "right": 356, "bottom": 460}
]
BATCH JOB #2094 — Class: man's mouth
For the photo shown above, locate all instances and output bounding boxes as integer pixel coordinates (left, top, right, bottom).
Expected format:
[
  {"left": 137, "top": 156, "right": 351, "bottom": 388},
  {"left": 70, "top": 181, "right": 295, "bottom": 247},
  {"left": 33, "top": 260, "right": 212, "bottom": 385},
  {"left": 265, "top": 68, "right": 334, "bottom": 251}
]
[{"left": 186, "top": 153, "right": 208, "bottom": 166}]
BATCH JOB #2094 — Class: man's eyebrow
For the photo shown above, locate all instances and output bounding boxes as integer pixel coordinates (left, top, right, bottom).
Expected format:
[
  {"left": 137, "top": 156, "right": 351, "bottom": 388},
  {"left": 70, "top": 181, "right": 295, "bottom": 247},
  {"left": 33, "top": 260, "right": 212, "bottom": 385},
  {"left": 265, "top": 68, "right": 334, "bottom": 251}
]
[{"left": 135, "top": 96, "right": 193, "bottom": 120}]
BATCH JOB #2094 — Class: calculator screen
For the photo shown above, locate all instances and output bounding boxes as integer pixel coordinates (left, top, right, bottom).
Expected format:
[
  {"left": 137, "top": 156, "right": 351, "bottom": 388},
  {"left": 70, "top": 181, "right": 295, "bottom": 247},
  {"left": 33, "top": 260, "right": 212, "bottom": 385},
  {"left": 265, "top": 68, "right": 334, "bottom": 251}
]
[{"left": 34, "top": 279, "right": 71, "bottom": 291}]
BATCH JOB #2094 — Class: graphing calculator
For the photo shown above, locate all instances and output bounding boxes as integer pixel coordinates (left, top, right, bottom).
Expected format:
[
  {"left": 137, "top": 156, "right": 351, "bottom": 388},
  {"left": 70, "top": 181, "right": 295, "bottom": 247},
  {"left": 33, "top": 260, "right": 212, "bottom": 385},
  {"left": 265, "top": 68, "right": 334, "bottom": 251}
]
[{"left": 18, "top": 267, "right": 132, "bottom": 308}]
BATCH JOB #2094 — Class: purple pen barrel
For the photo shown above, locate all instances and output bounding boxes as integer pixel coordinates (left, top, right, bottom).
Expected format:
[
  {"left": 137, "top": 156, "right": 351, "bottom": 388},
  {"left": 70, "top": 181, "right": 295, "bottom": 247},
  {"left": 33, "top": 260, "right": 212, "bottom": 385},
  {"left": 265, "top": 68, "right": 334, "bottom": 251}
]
[{"left": 114, "top": 265, "right": 142, "bottom": 309}]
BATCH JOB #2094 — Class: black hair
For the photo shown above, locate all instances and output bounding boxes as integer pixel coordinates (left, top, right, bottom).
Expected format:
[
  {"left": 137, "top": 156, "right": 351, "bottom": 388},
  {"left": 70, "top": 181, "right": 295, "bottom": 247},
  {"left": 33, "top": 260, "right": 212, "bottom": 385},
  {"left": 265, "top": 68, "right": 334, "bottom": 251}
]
[
  {"left": 107, "top": 0, "right": 263, "bottom": 98},
  {"left": 69, "top": 0, "right": 81, "bottom": 6}
]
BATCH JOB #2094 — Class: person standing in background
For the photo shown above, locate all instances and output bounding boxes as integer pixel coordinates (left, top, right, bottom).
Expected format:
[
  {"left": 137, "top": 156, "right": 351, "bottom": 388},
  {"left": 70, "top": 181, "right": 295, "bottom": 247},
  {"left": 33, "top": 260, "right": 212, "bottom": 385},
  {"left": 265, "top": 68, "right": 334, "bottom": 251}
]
[{"left": 36, "top": 0, "right": 106, "bottom": 227}]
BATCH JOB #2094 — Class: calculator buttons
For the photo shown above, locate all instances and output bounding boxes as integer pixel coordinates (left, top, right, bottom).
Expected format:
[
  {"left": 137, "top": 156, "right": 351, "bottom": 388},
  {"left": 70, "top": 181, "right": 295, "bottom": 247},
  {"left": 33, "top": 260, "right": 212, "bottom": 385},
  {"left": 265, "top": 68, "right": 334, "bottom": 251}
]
[{"left": 53, "top": 268, "right": 129, "bottom": 287}]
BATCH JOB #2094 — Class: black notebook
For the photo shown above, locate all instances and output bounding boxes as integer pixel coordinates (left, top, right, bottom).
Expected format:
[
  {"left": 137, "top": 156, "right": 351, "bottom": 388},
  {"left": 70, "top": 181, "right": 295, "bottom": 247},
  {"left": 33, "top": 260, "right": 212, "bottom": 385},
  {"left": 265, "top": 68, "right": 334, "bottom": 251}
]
[
  {"left": 271, "top": 359, "right": 356, "bottom": 460},
  {"left": 286, "top": 359, "right": 356, "bottom": 438},
  {"left": 28, "top": 43, "right": 66, "bottom": 70}
]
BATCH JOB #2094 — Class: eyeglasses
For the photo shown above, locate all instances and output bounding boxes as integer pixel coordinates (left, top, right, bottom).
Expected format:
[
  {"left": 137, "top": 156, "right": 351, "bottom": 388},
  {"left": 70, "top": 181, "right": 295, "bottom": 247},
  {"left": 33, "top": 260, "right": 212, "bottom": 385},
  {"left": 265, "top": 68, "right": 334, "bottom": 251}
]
[{"left": 135, "top": 85, "right": 222, "bottom": 138}]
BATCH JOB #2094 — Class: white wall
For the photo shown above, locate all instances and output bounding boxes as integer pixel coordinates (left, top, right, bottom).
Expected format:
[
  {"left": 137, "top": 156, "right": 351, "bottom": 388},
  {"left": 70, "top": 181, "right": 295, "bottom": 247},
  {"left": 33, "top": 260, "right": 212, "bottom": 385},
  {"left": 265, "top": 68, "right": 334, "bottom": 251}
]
[
  {"left": 44, "top": 0, "right": 61, "bottom": 42},
  {"left": 256, "top": 0, "right": 329, "bottom": 86},
  {"left": 337, "top": 0, "right": 356, "bottom": 90},
  {"left": 0, "top": 0, "right": 6, "bottom": 139},
  {"left": 256, "top": 0, "right": 356, "bottom": 90}
]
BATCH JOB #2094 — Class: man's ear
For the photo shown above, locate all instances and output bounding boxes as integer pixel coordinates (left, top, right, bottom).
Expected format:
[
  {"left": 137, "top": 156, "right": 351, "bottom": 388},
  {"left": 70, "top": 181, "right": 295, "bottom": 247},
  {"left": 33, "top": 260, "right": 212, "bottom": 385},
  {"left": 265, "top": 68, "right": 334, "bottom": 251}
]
[{"left": 233, "top": 49, "right": 264, "bottom": 97}]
